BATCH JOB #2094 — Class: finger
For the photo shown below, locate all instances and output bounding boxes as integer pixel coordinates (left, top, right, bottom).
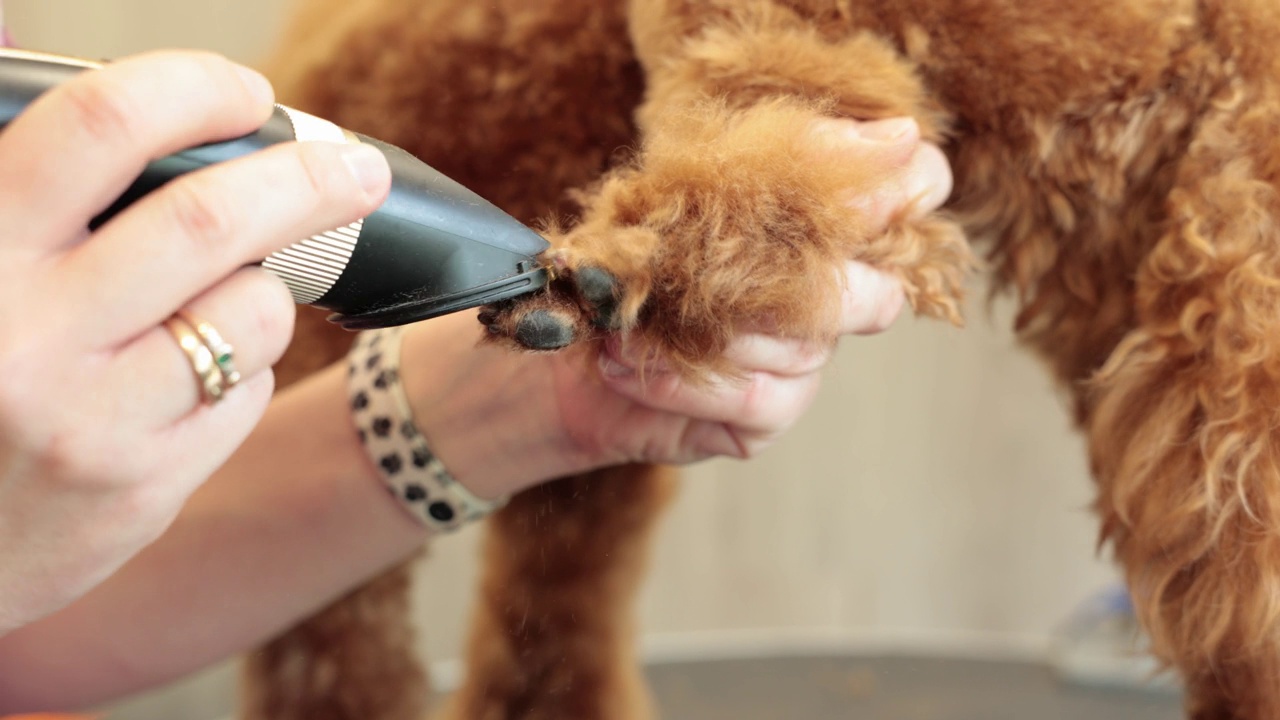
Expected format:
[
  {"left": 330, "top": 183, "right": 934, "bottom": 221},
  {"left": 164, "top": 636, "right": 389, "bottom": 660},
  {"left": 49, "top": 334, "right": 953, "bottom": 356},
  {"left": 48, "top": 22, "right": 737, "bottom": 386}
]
[
  {"left": 840, "top": 260, "right": 906, "bottom": 335},
  {"left": 0, "top": 50, "right": 276, "bottom": 257},
  {"left": 146, "top": 370, "right": 276, "bottom": 509},
  {"left": 813, "top": 116, "right": 921, "bottom": 149},
  {"left": 717, "top": 334, "right": 833, "bottom": 377},
  {"left": 603, "top": 331, "right": 833, "bottom": 378},
  {"left": 811, "top": 116, "right": 919, "bottom": 172},
  {"left": 845, "top": 142, "right": 953, "bottom": 230},
  {"left": 51, "top": 139, "right": 389, "bottom": 348},
  {"left": 812, "top": 117, "right": 953, "bottom": 230},
  {"left": 680, "top": 420, "right": 777, "bottom": 461},
  {"left": 903, "top": 142, "right": 953, "bottom": 216},
  {"left": 99, "top": 267, "right": 295, "bottom": 429},
  {"left": 599, "top": 357, "right": 822, "bottom": 434}
]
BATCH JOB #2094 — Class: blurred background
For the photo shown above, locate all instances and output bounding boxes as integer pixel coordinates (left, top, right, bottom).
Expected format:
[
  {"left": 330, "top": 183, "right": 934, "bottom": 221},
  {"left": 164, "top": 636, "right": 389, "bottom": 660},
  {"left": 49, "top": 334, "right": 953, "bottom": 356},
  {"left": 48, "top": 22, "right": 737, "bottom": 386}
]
[{"left": 5, "top": 1, "right": 1159, "bottom": 717}]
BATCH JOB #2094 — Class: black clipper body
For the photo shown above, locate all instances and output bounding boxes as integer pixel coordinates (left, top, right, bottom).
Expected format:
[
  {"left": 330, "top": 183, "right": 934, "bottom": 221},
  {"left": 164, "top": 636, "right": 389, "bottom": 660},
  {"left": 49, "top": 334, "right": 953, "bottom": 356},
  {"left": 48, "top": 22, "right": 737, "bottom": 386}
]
[{"left": 0, "top": 48, "right": 550, "bottom": 328}]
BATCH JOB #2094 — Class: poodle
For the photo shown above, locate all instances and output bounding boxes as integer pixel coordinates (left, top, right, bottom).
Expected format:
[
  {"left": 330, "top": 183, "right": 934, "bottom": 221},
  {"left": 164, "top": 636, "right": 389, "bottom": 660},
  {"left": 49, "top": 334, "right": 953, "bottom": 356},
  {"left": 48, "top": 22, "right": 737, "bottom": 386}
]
[{"left": 246, "top": 0, "right": 1280, "bottom": 718}]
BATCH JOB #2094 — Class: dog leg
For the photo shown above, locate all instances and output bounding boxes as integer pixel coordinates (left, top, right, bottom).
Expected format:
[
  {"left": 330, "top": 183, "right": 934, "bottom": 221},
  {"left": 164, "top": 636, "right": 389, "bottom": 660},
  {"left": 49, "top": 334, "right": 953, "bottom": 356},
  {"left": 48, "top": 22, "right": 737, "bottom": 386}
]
[
  {"left": 435, "top": 466, "right": 676, "bottom": 720},
  {"left": 1085, "top": 93, "right": 1280, "bottom": 719}
]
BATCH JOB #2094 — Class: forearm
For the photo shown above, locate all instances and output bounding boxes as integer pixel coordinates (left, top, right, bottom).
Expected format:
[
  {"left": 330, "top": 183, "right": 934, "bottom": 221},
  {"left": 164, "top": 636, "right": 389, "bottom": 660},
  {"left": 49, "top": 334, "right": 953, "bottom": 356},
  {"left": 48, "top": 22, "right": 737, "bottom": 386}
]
[
  {"left": 0, "top": 311, "right": 595, "bottom": 711},
  {"left": 0, "top": 361, "right": 424, "bottom": 711}
]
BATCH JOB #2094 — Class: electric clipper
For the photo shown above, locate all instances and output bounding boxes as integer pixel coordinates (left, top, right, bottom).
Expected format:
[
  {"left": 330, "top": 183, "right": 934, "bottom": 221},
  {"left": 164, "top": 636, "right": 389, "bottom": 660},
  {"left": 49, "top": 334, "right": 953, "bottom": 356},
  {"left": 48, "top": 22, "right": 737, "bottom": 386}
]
[{"left": 0, "top": 48, "right": 551, "bottom": 329}]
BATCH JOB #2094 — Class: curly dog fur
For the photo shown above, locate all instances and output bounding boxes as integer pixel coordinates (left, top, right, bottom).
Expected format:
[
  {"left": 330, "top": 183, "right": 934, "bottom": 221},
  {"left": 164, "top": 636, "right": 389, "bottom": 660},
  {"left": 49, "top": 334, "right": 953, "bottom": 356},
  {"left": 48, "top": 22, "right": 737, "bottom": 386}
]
[{"left": 245, "top": 0, "right": 1280, "bottom": 718}]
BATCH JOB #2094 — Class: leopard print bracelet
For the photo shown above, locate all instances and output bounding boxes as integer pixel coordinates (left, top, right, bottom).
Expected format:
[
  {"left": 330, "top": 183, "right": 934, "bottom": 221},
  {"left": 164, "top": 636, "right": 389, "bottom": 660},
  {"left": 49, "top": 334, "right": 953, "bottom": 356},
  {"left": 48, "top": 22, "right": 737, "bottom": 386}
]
[{"left": 347, "top": 326, "right": 508, "bottom": 532}]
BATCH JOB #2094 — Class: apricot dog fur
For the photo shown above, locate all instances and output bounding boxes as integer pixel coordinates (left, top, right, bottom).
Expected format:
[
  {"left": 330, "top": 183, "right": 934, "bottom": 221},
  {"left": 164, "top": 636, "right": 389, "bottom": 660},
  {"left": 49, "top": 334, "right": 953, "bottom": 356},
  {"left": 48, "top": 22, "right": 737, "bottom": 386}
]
[{"left": 246, "top": 1, "right": 1280, "bottom": 718}]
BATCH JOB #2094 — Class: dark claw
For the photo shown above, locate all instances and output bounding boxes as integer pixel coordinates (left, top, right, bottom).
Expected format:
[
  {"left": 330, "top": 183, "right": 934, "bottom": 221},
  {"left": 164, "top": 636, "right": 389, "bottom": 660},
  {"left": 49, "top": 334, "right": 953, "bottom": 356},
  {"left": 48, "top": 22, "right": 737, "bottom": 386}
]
[
  {"left": 514, "top": 309, "right": 577, "bottom": 350},
  {"left": 575, "top": 266, "right": 621, "bottom": 330},
  {"left": 478, "top": 297, "right": 517, "bottom": 333}
]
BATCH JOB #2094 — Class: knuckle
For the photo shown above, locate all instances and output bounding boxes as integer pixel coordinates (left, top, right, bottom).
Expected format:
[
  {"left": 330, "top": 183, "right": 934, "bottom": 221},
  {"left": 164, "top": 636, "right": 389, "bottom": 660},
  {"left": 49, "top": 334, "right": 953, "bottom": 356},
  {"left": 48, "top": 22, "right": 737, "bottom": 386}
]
[
  {"left": 737, "top": 373, "right": 771, "bottom": 426},
  {"left": 568, "top": 417, "right": 609, "bottom": 460},
  {"left": 785, "top": 341, "right": 831, "bottom": 376},
  {"left": 149, "top": 50, "right": 238, "bottom": 100},
  {"left": 562, "top": 409, "right": 618, "bottom": 465},
  {"left": 243, "top": 275, "right": 297, "bottom": 363},
  {"left": 805, "top": 346, "right": 834, "bottom": 374},
  {"left": 164, "top": 177, "right": 238, "bottom": 252},
  {"left": 59, "top": 76, "right": 140, "bottom": 146},
  {"left": 180, "top": 51, "right": 260, "bottom": 109},
  {"left": 293, "top": 143, "right": 348, "bottom": 207},
  {"left": 37, "top": 431, "right": 124, "bottom": 490}
]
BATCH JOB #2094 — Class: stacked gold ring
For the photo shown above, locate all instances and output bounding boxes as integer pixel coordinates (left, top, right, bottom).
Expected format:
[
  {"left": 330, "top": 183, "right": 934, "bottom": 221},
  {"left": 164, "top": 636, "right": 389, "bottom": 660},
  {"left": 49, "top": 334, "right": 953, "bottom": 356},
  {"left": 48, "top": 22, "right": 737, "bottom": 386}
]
[
  {"left": 164, "top": 313, "right": 240, "bottom": 405},
  {"left": 178, "top": 311, "right": 242, "bottom": 387}
]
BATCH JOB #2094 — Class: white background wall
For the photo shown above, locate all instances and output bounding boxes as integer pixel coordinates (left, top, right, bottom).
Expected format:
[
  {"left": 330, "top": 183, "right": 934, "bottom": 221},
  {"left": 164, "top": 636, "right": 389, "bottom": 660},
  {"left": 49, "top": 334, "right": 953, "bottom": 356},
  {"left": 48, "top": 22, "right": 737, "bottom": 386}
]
[{"left": 6, "top": 1, "right": 1119, "bottom": 716}]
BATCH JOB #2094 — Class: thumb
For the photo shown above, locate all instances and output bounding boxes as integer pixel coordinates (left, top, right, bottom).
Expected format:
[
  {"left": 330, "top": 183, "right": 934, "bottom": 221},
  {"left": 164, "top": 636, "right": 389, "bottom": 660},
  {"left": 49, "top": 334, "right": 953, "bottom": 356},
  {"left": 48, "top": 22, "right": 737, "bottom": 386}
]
[
  {"left": 854, "top": 117, "right": 920, "bottom": 143},
  {"left": 809, "top": 116, "right": 920, "bottom": 168}
]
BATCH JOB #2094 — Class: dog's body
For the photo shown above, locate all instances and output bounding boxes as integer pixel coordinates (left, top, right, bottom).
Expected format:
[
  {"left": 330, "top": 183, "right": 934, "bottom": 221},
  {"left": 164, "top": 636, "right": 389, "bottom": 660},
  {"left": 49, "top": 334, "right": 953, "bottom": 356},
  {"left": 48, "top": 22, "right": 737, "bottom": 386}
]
[{"left": 251, "top": 1, "right": 1280, "bottom": 718}]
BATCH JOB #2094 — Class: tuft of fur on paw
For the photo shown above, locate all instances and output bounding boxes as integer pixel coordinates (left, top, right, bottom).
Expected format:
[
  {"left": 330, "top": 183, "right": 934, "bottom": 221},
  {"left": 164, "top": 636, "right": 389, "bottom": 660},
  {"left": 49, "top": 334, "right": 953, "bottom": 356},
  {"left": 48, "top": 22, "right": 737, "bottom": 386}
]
[{"left": 875, "top": 214, "right": 977, "bottom": 327}]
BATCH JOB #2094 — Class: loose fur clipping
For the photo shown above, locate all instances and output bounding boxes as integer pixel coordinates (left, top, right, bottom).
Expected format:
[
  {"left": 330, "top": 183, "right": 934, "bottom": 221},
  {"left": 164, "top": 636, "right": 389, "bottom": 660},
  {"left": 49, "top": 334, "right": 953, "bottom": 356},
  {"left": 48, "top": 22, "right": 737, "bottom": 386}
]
[{"left": 252, "top": 0, "right": 1280, "bottom": 718}]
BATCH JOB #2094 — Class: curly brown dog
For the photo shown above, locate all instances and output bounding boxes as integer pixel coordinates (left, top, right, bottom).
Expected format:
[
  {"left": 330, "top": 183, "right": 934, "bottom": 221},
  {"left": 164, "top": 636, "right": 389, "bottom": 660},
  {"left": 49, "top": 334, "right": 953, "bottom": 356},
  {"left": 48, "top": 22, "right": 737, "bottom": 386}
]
[{"left": 243, "top": 0, "right": 1280, "bottom": 718}]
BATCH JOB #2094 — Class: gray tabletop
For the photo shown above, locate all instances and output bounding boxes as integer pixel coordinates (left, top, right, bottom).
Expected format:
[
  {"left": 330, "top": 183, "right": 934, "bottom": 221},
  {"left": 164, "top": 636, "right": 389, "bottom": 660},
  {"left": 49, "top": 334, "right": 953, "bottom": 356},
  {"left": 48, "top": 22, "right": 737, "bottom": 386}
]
[{"left": 647, "top": 655, "right": 1182, "bottom": 720}]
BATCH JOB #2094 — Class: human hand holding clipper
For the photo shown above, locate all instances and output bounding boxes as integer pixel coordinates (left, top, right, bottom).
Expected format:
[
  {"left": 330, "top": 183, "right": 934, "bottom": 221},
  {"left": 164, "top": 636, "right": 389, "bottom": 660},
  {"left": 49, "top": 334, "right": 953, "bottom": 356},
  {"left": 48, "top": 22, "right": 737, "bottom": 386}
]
[{"left": 0, "top": 48, "right": 393, "bottom": 632}]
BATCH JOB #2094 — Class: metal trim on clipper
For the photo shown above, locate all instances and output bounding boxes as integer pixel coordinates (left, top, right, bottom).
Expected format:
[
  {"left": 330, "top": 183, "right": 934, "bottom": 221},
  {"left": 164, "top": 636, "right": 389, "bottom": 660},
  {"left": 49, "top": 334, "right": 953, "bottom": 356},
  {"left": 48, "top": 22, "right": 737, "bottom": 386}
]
[
  {"left": 264, "top": 106, "right": 369, "bottom": 304},
  {"left": 262, "top": 219, "right": 364, "bottom": 304}
]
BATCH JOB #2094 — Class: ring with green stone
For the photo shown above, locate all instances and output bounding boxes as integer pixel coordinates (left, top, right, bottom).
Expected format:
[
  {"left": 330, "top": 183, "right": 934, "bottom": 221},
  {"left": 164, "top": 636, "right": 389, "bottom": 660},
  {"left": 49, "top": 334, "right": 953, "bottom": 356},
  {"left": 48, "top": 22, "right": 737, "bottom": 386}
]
[{"left": 179, "top": 311, "right": 242, "bottom": 388}]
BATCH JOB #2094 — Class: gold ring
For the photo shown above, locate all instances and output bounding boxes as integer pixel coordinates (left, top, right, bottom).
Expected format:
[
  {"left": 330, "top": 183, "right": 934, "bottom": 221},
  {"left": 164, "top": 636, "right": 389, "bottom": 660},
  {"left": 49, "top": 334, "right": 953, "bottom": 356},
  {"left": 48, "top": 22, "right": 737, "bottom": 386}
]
[
  {"left": 178, "top": 311, "right": 241, "bottom": 388},
  {"left": 164, "top": 316, "right": 226, "bottom": 405}
]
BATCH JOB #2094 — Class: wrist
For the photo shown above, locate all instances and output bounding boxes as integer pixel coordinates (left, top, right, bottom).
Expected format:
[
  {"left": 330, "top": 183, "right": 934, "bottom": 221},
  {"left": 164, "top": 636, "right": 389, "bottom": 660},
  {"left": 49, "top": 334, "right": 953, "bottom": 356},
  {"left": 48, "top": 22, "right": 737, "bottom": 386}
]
[{"left": 395, "top": 311, "right": 594, "bottom": 501}]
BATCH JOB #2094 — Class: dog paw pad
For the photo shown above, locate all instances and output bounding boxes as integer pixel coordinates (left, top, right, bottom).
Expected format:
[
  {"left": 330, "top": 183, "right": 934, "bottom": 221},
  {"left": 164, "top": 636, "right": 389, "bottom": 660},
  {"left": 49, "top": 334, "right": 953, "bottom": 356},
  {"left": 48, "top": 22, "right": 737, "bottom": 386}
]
[
  {"left": 574, "top": 266, "right": 622, "bottom": 330},
  {"left": 513, "top": 309, "right": 577, "bottom": 350}
]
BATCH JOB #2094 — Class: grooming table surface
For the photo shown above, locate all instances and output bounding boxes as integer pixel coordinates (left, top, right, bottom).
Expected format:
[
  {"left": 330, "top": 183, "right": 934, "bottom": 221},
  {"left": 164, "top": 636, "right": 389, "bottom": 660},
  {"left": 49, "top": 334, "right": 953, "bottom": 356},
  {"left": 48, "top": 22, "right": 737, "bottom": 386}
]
[{"left": 645, "top": 656, "right": 1181, "bottom": 720}]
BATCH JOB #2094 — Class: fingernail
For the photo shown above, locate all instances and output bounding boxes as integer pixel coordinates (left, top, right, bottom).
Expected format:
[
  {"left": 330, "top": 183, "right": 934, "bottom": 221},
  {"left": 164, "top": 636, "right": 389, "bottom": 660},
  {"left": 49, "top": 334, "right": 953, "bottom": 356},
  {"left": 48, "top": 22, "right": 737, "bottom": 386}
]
[
  {"left": 340, "top": 144, "right": 391, "bottom": 198},
  {"left": 905, "top": 144, "right": 954, "bottom": 213},
  {"left": 234, "top": 65, "right": 275, "bottom": 107},
  {"left": 703, "top": 425, "right": 751, "bottom": 460},
  {"left": 858, "top": 117, "right": 918, "bottom": 142},
  {"left": 810, "top": 117, "right": 860, "bottom": 142}
]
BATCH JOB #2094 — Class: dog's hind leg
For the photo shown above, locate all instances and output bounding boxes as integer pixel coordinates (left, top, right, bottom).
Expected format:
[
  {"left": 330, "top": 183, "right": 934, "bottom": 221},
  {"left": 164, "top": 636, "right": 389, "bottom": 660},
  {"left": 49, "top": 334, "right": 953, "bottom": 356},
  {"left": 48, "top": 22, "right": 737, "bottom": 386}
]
[
  {"left": 1083, "top": 90, "right": 1280, "bottom": 720},
  {"left": 435, "top": 466, "right": 677, "bottom": 720}
]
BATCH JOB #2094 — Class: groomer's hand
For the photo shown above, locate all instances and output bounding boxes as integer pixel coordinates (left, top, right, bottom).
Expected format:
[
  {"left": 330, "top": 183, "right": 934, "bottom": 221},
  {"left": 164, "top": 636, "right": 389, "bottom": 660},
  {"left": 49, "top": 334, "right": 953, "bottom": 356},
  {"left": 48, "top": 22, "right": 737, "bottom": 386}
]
[
  {"left": 399, "top": 117, "right": 951, "bottom": 499},
  {"left": 0, "top": 50, "right": 390, "bottom": 634}
]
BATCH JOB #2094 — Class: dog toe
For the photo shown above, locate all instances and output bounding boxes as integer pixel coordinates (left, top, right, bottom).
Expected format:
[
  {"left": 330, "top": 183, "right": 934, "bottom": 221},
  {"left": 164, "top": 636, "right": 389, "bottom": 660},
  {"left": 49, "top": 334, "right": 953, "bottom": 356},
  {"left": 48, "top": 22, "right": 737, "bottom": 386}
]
[
  {"left": 514, "top": 308, "right": 578, "bottom": 350},
  {"left": 574, "top": 266, "right": 622, "bottom": 330}
]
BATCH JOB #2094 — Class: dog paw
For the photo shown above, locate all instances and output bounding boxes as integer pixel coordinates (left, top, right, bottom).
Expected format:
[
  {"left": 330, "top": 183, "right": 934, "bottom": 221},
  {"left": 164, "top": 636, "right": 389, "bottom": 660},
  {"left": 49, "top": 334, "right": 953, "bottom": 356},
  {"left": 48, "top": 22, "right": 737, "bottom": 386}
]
[
  {"left": 479, "top": 98, "right": 974, "bottom": 371},
  {"left": 478, "top": 255, "right": 625, "bottom": 351}
]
